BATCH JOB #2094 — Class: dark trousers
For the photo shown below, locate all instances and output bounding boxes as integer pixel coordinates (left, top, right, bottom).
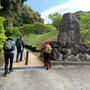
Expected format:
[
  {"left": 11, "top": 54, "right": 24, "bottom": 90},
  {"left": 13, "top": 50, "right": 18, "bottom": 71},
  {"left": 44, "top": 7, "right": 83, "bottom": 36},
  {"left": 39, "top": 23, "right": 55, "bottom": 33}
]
[
  {"left": 44, "top": 52, "right": 50, "bottom": 66},
  {"left": 16, "top": 49, "right": 23, "bottom": 62},
  {"left": 4, "top": 53, "right": 14, "bottom": 75}
]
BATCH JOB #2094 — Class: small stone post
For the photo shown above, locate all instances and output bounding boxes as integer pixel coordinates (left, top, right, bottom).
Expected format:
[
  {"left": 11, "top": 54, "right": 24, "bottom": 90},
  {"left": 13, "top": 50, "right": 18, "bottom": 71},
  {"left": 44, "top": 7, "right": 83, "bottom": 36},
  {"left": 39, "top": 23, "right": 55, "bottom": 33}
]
[{"left": 25, "top": 51, "right": 29, "bottom": 65}]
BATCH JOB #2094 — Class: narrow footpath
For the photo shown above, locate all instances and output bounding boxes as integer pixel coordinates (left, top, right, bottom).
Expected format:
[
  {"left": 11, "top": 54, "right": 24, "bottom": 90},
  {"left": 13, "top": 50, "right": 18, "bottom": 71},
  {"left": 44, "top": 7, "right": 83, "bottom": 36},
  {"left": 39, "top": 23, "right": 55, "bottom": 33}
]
[{"left": 13, "top": 49, "right": 43, "bottom": 67}]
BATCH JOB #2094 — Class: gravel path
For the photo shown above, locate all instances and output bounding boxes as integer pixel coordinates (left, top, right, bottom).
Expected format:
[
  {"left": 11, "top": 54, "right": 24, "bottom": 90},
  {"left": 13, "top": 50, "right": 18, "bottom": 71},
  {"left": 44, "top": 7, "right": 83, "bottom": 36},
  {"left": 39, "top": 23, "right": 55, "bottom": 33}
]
[
  {"left": 0, "top": 49, "right": 90, "bottom": 90},
  {"left": 0, "top": 65, "right": 90, "bottom": 90}
]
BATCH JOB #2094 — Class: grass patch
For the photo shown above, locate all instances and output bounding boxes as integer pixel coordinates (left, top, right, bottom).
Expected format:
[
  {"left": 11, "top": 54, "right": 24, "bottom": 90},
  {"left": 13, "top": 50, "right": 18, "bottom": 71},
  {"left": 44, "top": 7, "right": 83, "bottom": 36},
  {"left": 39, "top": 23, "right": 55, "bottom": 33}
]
[
  {"left": 24, "top": 31, "right": 59, "bottom": 57},
  {"left": 24, "top": 30, "right": 58, "bottom": 57},
  {"left": 24, "top": 30, "right": 59, "bottom": 49},
  {"left": 13, "top": 30, "right": 58, "bottom": 57},
  {"left": 29, "top": 50, "right": 41, "bottom": 57}
]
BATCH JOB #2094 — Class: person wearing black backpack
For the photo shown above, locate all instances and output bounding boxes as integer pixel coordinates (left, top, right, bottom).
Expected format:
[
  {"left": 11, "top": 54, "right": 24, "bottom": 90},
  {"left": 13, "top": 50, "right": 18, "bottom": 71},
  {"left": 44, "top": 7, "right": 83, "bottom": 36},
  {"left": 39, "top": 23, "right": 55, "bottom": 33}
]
[
  {"left": 16, "top": 36, "right": 25, "bottom": 62},
  {"left": 3, "top": 37, "right": 15, "bottom": 77}
]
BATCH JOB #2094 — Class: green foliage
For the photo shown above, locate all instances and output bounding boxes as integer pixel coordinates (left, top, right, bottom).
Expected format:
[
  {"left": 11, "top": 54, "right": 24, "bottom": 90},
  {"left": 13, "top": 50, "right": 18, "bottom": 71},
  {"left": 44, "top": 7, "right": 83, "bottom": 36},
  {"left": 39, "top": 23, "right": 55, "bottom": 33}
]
[
  {"left": 24, "top": 30, "right": 58, "bottom": 49},
  {"left": 10, "top": 27, "right": 22, "bottom": 37},
  {"left": 45, "top": 24, "right": 56, "bottom": 32},
  {"left": 16, "top": 5, "right": 43, "bottom": 26},
  {"left": 20, "top": 24, "right": 34, "bottom": 35},
  {"left": 0, "top": 6, "right": 3, "bottom": 9},
  {"left": 19, "top": 23, "right": 56, "bottom": 35},
  {"left": 79, "top": 12, "right": 90, "bottom": 44},
  {"left": 18, "top": 5, "right": 33, "bottom": 25},
  {"left": 48, "top": 13, "right": 63, "bottom": 30},
  {"left": 0, "top": 17, "right": 6, "bottom": 53},
  {"left": 0, "top": 0, "right": 44, "bottom": 35},
  {"left": 0, "top": 0, "right": 24, "bottom": 29},
  {"left": 32, "top": 11, "right": 44, "bottom": 23},
  {"left": 33, "top": 23, "right": 57, "bottom": 34},
  {"left": 33, "top": 22, "right": 46, "bottom": 34}
]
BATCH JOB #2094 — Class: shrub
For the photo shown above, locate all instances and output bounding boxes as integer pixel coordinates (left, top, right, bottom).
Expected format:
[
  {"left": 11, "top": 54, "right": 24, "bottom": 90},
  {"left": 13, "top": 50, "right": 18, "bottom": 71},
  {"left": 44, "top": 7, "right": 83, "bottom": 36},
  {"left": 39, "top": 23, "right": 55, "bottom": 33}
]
[
  {"left": 45, "top": 25, "right": 56, "bottom": 32},
  {"left": 19, "top": 24, "right": 34, "bottom": 35},
  {"left": 10, "top": 27, "right": 22, "bottom": 37},
  {"left": 0, "top": 17, "right": 6, "bottom": 53},
  {"left": 80, "top": 12, "right": 90, "bottom": 44},
  {"left": 33, "top": 22, "right": 46, "bottom": 34},
  {"left": 33, "top": 22, "right": 56, "bottom": 34}
]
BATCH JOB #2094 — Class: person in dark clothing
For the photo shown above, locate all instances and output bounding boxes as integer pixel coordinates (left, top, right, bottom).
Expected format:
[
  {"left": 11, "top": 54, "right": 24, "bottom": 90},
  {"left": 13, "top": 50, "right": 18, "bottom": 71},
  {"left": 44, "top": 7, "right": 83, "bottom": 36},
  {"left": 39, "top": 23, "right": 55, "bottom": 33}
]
[
  {"left": 16, "top": 36, "right": 25, "bottom": 62},
  {"left": 3, "top": 36, "right": 15, "bottom": 77}
]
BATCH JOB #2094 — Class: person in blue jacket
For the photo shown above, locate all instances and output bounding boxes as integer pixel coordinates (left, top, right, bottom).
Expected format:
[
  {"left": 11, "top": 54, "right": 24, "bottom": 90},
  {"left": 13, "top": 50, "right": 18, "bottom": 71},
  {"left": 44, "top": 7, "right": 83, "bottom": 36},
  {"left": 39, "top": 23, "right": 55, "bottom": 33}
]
[{"left": 3, "top": 36, "right": 15, "bottom": 77}]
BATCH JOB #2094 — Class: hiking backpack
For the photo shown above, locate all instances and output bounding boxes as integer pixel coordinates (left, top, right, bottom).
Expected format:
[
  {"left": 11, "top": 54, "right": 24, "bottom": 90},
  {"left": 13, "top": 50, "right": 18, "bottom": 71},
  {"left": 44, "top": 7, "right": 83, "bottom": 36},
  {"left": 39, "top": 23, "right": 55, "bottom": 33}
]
[
  {"left": 44, "top": 45, "right": 52, "bottom": 53},
  {"left": 16, "top": 40, "right": 22, "bottom": 47},
  {"left": 4, "top": 40, "right": 12, "bottom": 50}
]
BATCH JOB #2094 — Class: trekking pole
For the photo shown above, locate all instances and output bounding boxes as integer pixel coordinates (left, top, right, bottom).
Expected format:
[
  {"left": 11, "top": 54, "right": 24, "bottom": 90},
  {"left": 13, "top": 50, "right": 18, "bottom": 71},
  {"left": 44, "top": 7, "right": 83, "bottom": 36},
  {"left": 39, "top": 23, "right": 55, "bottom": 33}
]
[{"left": 25, "top": 50, "right": 29, "bottom": 65}]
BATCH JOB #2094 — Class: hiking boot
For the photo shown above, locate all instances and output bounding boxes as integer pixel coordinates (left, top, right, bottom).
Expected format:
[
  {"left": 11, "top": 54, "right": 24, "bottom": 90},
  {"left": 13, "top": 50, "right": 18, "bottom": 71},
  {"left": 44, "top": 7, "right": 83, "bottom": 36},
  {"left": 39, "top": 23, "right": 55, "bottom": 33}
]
[
  {"left": 8, "top": 70, "right": 13, "bottom": 74},
  {"left": 3, "top": 74, "right": 8, "bottom": 77},
  {"left": 46, "top": 67, "right": 49, "bottom": 70},
  {"left": 16, "top": 61, "right": 19, "bottom": 63}
]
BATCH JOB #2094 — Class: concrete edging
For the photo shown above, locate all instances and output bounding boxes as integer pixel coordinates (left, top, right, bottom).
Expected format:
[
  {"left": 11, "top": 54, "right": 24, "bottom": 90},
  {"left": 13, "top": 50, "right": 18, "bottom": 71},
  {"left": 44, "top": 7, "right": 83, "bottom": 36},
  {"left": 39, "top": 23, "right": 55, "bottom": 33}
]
[{"left": 51, "top": 61, "right": 90, "bottom": 65}]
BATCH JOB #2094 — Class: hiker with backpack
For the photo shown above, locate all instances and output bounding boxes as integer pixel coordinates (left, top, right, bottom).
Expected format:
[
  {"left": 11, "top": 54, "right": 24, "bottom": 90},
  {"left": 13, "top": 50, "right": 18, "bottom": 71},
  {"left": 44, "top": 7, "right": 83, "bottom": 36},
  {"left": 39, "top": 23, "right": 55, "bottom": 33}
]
[
  {"left": 3, "top": 37, "right": 15, "bottom": 77},
  {"left": 41, "top": 41, "right": 52, "bottom": 70},
  {"left": 16, "top": 36, "right": 25, "bottom": 62}
]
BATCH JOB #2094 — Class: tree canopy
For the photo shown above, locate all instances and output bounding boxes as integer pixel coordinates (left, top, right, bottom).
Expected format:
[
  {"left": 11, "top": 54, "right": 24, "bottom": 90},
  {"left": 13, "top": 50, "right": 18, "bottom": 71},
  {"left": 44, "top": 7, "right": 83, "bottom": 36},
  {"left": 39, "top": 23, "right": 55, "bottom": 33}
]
[
  {"left": 16, "top": 5, "right": 44, "bottom": 26},
  {"left": 79, "top": 12, "right": 90, "bottom": 44},
  {"left": 48, "top": 13, "right": 63, "bottom": 30},
  {"left": 0, "top": 0, "right": 44, "bottom": 35}
]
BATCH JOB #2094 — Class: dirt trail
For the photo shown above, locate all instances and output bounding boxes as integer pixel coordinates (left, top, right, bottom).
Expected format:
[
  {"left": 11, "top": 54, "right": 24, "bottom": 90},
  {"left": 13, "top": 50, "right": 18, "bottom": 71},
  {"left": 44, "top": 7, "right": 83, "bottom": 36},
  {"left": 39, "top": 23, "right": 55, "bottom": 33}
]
[{"left": 3, "top": 49, "right": 43, "bottom": 67}]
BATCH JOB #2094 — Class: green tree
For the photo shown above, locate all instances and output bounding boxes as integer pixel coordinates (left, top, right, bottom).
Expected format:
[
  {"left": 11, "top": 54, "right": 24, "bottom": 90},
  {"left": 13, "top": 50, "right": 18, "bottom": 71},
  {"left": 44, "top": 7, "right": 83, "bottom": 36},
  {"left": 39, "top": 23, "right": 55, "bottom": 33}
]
[
  {"left": 0, "top": 7, "right": 6, "bottom": 52},
  {"left": 17, "top": 5, "right": 44, "bottom": 26},
  {"left": 80, "top": 12, "right": 90, "bottom": 44},
  {"left": 0, "top": 16, "right": 6, "bottom": 52},
  {"left": 33, "top": 22, "right": 46, "bottom": 34},
  {"left": 20, "top": 24, "right": 34, "bottom": 35},
  {"left": 48, "top": 13, "right": 62, "bottom": 30},
  {"left": 0, "top": 0, "right": 27, "bottom": 33},
  {"left": 32, "top": 11, "right": 44, "bottom": 23},
  {"left": 10, "top": 27, "right": 22, "bottom": 37},
  {"left": 0, "top": 0, "right": 44, "bottom": 36},
  {"left": 45, "top": 24, "right": 56, "bottom": 32}
]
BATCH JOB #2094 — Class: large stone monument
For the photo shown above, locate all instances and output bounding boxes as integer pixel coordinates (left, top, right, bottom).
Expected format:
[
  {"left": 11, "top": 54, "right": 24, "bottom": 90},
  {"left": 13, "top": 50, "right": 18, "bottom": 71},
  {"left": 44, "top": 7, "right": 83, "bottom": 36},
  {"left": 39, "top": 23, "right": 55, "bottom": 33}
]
[
  {"left": 58, "top": 13, "right": 81, "bottom": 46},
  {"left": 50, "top": 13, "right": 90, "bottom": 61}
]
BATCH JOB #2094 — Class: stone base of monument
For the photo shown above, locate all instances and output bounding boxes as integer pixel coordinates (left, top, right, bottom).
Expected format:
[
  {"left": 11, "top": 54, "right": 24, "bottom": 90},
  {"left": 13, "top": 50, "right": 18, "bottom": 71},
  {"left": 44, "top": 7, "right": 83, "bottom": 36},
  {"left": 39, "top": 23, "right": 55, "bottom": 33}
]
[{"left": 49, "top": 41, "right": 90, "bottom": 64}]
